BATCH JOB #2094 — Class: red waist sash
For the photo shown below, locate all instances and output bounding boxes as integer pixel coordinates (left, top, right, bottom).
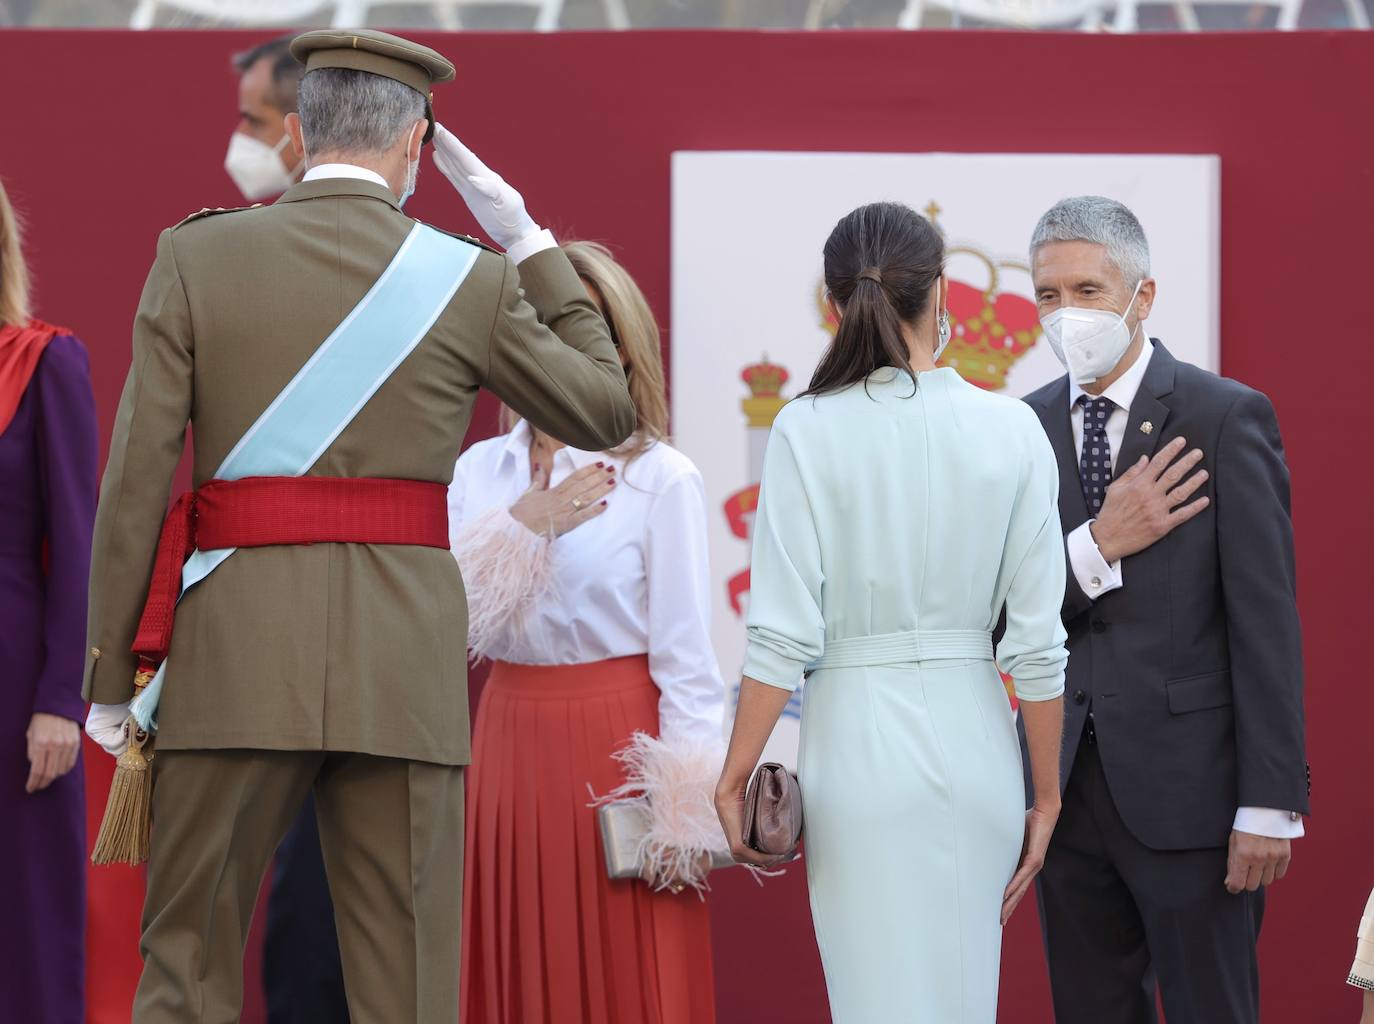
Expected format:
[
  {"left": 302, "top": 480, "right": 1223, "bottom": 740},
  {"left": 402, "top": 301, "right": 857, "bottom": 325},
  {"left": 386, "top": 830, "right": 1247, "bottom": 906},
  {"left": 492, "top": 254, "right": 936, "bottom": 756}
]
[{"left": 132, "top": 476, "right": 450, "bottom": 663}]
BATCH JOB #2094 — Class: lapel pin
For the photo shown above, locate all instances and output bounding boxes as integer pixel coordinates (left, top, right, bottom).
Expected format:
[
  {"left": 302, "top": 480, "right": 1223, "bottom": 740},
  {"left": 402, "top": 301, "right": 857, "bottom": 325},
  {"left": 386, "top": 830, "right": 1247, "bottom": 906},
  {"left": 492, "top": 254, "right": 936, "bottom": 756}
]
[{"left": 1140, "top": 421, "right": 1154, "bottom": 435}]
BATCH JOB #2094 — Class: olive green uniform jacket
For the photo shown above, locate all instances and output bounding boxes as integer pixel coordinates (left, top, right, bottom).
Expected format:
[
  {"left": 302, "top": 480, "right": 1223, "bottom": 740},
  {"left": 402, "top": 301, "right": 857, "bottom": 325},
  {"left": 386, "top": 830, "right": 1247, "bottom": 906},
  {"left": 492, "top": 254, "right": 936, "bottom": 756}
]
[{"left": 83, "top": 176, "right": 635, "bottom": 766}]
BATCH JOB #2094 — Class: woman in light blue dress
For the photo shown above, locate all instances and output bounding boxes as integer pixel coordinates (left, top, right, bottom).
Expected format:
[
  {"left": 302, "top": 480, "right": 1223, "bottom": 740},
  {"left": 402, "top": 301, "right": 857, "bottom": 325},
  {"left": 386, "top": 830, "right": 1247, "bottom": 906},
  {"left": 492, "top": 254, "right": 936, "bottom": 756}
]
[{"left": 715, "top": 202, "right": 1068, "bottom": 1023}]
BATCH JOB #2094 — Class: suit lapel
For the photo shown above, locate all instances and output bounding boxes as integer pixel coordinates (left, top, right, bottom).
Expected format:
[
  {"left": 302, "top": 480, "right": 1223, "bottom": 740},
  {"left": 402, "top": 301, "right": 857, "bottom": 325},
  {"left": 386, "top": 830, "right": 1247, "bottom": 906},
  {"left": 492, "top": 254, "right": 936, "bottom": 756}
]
[
  {"left": 1029, "top": 377, "right": 1090, "bottom": 529},
  {"left": 1113, "top": 340, "right": 1177, "bottom": 479}
]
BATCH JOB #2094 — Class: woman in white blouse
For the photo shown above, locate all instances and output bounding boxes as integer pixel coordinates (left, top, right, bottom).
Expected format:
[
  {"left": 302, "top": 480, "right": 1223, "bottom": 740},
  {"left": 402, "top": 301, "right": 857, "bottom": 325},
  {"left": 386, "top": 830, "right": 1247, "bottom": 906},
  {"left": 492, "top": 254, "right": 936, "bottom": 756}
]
[{"left": 449, "top": 241, "right": 726, "bottom": 1024}]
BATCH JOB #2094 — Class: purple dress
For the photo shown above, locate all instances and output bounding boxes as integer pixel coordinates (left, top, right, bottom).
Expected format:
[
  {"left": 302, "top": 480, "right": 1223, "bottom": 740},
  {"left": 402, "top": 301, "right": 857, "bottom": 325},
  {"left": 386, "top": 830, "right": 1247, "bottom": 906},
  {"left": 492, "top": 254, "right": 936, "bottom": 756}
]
[{"left": 0, "top": 333, "right": 97, "bottom": 1023}]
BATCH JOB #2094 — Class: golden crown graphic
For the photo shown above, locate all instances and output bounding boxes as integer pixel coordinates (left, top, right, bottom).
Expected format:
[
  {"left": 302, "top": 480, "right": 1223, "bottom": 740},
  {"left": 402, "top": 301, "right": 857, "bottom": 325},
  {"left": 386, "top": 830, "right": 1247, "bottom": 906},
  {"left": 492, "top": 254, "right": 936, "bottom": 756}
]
[
  {"left": 740, "top": 357, "right": 791, "bottom": 428},
  {"left": 816, "top": 200, "right": 1042, "bottom": 393}
]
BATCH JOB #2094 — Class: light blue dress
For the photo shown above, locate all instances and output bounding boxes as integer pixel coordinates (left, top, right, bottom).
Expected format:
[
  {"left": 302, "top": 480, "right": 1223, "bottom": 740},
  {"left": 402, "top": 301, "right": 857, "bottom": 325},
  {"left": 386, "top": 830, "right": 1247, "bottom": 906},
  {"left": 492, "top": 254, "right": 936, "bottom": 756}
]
[{"left": 743, "top": 367, "right": 1068, "bottom": 1023}]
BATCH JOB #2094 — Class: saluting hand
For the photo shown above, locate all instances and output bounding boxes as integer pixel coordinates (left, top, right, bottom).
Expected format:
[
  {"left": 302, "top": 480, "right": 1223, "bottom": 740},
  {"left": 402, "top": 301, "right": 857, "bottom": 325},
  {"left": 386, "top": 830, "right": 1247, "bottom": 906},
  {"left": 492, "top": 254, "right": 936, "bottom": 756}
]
[
  {"left": 431, "top": 124, "right": 541, "bottom": 252},
  {"left": 25, "top": 712, "right": 81, "bottom": 794},
  {"left": 509, "top": 461, "right": 616, "bottom": 538},
  {"left": 1090, "top": 436, "right": 1211, "bottom": 564}
]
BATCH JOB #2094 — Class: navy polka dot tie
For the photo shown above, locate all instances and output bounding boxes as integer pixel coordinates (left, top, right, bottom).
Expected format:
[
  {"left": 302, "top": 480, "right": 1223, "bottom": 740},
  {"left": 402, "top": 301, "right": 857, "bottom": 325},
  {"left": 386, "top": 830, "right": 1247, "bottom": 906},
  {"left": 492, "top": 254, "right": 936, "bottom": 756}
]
[{"left": 1078, "top": 395, "right": 1115, "bottom": 515}]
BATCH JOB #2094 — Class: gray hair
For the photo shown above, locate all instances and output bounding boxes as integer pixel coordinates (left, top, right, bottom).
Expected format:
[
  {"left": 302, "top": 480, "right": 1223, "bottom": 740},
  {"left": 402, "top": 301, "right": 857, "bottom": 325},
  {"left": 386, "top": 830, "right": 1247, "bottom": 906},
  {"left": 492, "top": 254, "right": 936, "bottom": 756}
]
[
  {"left": 1030, "top": 196, "right": 1151, "bottom": 287},
  {"left": 297, "top": 68, "right": 424, "bottom": 158}
]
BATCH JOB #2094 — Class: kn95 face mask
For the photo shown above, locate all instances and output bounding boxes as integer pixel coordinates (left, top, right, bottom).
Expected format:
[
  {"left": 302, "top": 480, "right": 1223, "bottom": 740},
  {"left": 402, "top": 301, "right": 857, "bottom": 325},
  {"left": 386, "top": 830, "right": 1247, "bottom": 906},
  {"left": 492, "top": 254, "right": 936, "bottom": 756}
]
[
  {"left": 224, "top": 133, "right": 298, "bottom": 201},
  {"left": 1040, "top": 278, "right": 1144, "bottom": 385}
]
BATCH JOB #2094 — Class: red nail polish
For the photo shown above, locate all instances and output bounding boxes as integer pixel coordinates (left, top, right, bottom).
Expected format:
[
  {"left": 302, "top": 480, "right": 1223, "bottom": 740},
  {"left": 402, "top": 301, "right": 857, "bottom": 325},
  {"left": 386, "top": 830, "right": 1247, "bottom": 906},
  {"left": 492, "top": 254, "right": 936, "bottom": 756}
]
[
  {"left": 600, "top": 500, "right": 608, "bottom": 507},
  {"left": 607, "top": 479, "right": 616, "bottom": 486}
]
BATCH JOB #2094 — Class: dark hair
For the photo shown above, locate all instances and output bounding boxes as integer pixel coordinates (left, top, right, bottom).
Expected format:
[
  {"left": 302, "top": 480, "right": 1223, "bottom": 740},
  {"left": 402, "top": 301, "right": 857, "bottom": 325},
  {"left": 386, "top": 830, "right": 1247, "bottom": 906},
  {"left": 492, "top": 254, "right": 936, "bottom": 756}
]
[
  {"left": 803, "top": 201, "right": 945, "bottom": 399},
  {"left": 232, "top": 36, "right": 304, "bottom": 114}
]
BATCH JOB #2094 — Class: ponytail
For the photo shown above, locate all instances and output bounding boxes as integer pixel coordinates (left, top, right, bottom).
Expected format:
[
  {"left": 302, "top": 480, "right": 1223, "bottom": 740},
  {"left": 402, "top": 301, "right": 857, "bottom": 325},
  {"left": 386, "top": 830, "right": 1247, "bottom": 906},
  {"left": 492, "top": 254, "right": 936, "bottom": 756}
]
[{"left": 802, "top": 202, "right": 944, "bottom": 400}]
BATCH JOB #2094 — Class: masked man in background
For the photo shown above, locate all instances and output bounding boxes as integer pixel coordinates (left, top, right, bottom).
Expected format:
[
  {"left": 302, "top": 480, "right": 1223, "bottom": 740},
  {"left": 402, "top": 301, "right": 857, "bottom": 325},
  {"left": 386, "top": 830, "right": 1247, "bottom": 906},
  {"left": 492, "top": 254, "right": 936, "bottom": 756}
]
[{"left": 226, "top": 36, "right": 305, "bottom": 201}]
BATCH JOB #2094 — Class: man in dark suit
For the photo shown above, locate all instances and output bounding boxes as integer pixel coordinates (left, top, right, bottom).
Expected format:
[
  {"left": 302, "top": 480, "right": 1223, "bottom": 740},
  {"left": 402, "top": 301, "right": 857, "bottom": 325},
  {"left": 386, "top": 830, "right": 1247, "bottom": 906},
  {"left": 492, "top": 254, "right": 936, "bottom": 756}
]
[{"left": 1020, "top": 196, "right": 1308, "bottom": 1023}]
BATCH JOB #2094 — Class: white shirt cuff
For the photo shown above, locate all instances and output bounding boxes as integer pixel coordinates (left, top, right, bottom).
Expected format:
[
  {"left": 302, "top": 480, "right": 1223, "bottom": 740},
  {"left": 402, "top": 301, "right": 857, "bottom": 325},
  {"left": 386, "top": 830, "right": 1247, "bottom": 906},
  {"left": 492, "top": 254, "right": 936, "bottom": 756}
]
[
  {"left": 504, "top": 227, "right": 556, "bottom": 265},
  {"left": 1233, "top": 806, "right": 1305, "bottom": 839},
  {"left": 1067, "top": 520, "right": 1123, "bottom": 600}
]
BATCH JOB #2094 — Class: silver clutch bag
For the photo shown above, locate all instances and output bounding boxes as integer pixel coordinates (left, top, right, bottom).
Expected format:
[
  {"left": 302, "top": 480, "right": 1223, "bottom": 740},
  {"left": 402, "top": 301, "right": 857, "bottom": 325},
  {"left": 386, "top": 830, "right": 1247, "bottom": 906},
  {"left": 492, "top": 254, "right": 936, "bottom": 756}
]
[{"left": 597, "top": 798, "right": 736, "bottom": 880}]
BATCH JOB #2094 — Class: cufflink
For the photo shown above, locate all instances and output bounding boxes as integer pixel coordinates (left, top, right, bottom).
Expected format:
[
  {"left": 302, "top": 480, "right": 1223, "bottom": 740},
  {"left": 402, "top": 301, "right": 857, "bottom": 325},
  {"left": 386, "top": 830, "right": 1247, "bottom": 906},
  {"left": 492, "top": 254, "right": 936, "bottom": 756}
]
[
  {"left": 90, "top": 647, "right": 101, "bottom": 659},
  {"left": 1090, "top": 576, "right": 1102, "bottom": 588},
  {"left": 1289, "top": 811, "right": 1300, "bottom": 821}
]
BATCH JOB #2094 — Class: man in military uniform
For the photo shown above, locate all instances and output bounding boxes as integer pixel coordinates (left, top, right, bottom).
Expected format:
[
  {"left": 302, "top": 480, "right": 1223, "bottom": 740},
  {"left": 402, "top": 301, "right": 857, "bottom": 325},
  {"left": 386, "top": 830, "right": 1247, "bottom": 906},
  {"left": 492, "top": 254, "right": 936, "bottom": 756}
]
[{"left": 82, "top": 29, "right": 635, "bottom": 1023}]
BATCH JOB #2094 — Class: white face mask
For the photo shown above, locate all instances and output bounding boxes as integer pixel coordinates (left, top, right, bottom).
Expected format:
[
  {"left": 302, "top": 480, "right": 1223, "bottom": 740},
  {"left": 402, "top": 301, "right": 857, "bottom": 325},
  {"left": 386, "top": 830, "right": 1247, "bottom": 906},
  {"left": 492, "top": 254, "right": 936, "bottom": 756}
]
[
  {"left": 400, "top": 156, "right": 419, "bottom": 208},
  {"left": 224, "top": 133, "right": 299, "bottom": 201},
  {"left": 399, "top": 124, "right": 422, "bottom": 208},
  {"left": 1040, "top": 279, "right": 1144, "bottom": 385}
]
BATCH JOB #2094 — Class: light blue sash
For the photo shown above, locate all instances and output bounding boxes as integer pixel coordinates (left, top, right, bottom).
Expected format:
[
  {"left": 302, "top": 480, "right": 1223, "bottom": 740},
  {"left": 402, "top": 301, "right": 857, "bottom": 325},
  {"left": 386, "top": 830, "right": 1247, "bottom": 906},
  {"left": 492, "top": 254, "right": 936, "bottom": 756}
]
[{"left": 132, "top": 223, "right": 479, "bottom": 730}]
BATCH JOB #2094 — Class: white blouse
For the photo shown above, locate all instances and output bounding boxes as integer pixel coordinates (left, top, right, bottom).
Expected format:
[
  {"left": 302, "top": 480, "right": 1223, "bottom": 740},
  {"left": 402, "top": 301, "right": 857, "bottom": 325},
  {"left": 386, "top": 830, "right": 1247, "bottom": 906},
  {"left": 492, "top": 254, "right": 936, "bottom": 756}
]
[{"left": 448, "top": 421, "right": 726, "bottom": 747}]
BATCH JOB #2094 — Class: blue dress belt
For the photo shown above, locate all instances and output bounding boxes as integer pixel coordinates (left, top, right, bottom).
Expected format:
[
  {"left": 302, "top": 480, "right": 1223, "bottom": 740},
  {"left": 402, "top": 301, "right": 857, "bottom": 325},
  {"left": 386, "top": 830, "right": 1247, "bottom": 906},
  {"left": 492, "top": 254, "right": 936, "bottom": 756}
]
[{"left": 807, "top": 628, "right": 995, "bottom": 671}]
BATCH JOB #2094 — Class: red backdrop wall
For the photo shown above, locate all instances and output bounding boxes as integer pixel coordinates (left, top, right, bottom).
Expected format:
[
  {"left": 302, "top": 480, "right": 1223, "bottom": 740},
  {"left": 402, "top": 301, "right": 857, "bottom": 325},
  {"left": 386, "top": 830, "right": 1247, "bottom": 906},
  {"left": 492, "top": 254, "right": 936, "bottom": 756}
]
[{"left": 2, "top": 26, "right": 1371, "bottom": 1023}]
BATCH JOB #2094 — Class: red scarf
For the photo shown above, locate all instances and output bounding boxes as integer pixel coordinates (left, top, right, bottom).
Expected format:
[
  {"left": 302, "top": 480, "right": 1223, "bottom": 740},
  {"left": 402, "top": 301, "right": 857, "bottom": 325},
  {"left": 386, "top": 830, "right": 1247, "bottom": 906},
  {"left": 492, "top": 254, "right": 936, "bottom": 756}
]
[{"left": 0, "top": 317, "right": 67, "bottom": 434}]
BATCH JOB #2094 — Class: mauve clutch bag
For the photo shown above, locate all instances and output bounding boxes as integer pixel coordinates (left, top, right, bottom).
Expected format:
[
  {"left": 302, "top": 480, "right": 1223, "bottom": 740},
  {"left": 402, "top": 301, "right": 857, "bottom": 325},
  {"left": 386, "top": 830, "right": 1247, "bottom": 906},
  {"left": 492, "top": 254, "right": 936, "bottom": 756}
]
[{"left": 742, "top": 762, "right": 803, "bottom": 856}]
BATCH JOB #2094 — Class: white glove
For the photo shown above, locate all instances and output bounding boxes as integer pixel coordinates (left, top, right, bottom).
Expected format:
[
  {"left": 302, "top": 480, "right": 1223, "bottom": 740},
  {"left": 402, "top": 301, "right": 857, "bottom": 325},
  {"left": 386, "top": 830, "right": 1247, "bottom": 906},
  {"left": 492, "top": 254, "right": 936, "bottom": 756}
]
[
  {"left": 86, "top": 701, "right": 132, "bottom": 757},
  {"left": 430, "top": 123, "right": 545, "bottom": 254}
]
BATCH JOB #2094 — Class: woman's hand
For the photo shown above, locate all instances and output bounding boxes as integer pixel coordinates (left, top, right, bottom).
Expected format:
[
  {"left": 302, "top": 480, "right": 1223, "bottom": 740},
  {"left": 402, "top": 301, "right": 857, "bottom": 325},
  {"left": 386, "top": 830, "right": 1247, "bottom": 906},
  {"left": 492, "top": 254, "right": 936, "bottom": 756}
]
[
  {"left": 26, "top": 712, "right": 81, "bottom": 793},
  {"left": 714, "top": 775, "right": 790, "bottom": 870},
  {"left": 430, "top": 124, "right": 541, "bottom": 252},
  {"left": 1001, "top": 801, "right": 1060, "bottom": 925},
  {"left": 509, "top": 461, "right": 615, "bottom": 538}
]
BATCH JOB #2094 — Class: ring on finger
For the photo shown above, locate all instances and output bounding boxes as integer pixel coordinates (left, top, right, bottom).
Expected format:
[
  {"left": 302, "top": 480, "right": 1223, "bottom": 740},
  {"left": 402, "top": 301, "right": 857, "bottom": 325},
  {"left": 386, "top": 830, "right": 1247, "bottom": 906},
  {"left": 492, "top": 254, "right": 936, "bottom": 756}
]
[{"left": 572, "top": 497, "right": 583, "bottom": 510}]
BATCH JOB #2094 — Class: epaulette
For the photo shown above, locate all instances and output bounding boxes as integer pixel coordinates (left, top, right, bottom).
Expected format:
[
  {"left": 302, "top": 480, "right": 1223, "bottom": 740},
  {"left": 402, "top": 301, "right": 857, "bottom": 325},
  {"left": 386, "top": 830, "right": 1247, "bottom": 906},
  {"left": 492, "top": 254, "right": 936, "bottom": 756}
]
[
  {"left": 422, "top": 222, "right": 499, "bottom": 254},
  {"left": 172, "top": 203, "right": 262, "bottom": 229}
]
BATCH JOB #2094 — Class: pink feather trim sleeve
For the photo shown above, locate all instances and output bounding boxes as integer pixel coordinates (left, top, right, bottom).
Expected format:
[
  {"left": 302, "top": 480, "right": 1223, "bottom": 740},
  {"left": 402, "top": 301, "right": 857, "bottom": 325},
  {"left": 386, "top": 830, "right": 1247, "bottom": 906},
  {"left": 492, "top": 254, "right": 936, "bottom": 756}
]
[
  {"left": 453, "top": 506, "right": 556, "bottom": 659},
  {"left": 600, "top": 730, "right": 730, "bottom": 892}
]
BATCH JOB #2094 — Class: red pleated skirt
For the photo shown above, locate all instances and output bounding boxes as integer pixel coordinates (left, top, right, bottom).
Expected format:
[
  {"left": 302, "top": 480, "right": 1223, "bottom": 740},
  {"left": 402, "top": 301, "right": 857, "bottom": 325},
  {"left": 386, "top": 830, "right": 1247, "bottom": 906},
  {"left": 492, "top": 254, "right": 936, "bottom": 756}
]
[{"left": 460, "top": 655, "right": 717, "bottom": 1024}]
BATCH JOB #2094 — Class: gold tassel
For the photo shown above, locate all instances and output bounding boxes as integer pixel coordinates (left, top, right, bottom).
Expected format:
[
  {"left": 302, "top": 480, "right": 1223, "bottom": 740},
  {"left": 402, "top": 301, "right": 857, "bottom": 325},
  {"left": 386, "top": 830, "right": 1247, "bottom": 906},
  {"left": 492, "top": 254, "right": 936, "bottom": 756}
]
[{"left": 90, "top": 663, "right": 157, "bottom": 867}]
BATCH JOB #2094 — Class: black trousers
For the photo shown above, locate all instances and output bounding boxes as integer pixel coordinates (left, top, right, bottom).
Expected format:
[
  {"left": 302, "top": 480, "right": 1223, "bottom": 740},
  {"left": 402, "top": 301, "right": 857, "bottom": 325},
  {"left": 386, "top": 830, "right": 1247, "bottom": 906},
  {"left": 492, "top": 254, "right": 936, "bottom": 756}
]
[
  {"left": 263, "top": 794, "right": 350, "bottom": 1023},
  {"left": 1037, "top": 737, "right": 1264, "bottom": 1024}
]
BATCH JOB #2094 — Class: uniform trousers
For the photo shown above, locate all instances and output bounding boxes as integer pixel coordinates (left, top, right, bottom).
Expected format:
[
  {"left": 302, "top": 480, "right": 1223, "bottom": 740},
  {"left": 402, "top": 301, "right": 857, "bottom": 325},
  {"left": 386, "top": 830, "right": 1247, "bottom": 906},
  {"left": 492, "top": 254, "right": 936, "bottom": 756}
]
[
  {"left": 263, "top": 795, "right": 349, "bottom": 1023},
  {"left": 1037, "top": 737, "right": 1264, "bottom": 1024},
  {"left": 133, "top": 748, "right": 464, "bottom": 1024}
]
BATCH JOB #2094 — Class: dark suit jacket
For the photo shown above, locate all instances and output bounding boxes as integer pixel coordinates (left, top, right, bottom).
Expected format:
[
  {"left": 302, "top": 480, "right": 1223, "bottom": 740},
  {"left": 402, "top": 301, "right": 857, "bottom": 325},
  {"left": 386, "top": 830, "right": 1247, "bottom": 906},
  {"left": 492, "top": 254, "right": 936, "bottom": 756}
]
[{"left": 1021, "top": 340, "right": 1308, "bottom": 851}]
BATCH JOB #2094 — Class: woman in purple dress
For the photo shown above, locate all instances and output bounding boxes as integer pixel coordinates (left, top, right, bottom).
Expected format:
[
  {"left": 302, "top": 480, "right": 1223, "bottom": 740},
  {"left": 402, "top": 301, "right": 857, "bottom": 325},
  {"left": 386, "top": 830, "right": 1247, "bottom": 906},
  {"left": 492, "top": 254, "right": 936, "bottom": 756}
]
[{"left": 0, "top": 179, "right": 98, "bottom": 1022}]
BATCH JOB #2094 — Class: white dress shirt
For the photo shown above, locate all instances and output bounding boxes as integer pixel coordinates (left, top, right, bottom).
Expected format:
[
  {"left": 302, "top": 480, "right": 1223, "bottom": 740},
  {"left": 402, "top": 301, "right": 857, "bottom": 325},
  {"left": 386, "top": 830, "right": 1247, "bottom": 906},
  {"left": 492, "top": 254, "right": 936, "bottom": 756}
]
[
  {"left": 1065, "top": 338, "right": 1154, "bottom": 601},
  {"left": 301, "top": 163, "right": 557, "bottom": 264},
  {"left": 448, "top": 423, "right": 726, "bottom": 747},
  {"left": 1065, "top": 338, "right": 1302, "bottom": 840}
]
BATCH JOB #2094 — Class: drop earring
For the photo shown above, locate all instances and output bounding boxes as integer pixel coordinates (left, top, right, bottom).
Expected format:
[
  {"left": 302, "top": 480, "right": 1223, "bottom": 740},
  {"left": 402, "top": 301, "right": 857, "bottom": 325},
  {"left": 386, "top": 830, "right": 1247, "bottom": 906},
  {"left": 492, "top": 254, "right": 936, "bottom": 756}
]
[{"left": 934, "top": 309, "right": 952, "bottom": 362}]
